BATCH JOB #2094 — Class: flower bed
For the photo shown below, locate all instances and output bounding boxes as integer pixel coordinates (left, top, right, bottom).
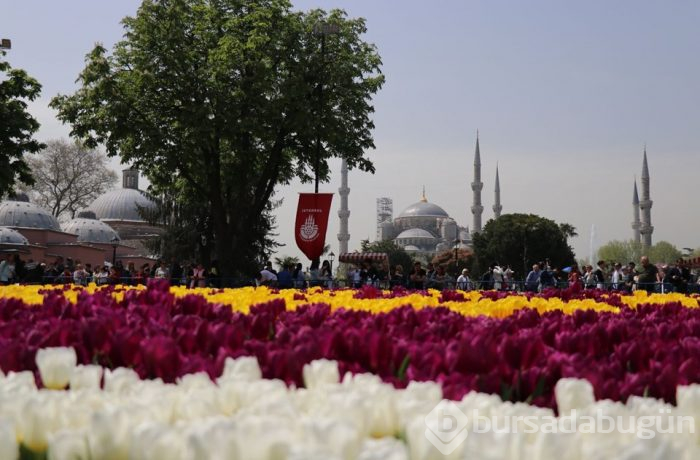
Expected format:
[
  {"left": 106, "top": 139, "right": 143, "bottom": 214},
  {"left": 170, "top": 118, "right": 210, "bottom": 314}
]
[{"left": 1, "top": 282, "right": 700, "bottom": 458}]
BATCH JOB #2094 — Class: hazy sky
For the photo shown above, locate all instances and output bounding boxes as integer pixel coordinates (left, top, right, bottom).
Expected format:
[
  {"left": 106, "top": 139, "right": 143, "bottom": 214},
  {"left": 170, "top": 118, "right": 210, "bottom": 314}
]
[{"left": 3, "top": 0, "right": 699, "bottom": 268}]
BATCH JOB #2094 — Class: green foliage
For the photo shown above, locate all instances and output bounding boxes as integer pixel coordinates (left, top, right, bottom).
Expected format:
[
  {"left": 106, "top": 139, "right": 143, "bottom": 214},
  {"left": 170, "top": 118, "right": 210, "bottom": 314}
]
[
  {"left": 360, "top": 239, "right": 413, "bottom": 271},
  {"left": 597, "top": 240, "right": 642, "bottom": 265},
  {"left": 274, "top": 255, "right": 300, "bottom": 270},
  {"left": 51, "top": 0, "right": 384, "bottom": 277},
  {"left": 0, "top": 51, "right": 44, "bottom": 196},
  {"left": 471, "top": 213, "right": 576, "bottom": 278},
  {"left": 431, "top": 248, "right": 474, "bottom": 275},
  {"left": 597, "top": 240, "right": 682, "bottom": 265}
]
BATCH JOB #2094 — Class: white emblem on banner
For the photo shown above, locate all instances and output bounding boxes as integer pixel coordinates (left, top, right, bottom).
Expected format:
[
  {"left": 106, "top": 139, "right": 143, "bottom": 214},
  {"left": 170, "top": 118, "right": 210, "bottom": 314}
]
[{"left": 299, "top": 215, "right": 319, "bottom": 241}]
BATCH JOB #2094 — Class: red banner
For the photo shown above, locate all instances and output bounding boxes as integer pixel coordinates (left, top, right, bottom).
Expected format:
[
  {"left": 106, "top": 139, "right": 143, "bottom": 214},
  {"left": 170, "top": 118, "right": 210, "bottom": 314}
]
[{"left": 295, "top": 193, "right": 334, "bottom": 261}]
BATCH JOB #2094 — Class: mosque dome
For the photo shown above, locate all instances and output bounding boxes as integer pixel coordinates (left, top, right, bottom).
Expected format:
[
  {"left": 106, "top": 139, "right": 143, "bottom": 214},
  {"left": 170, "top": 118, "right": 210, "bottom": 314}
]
[
  {"left": 404, "top": 245, "right": 421, "bottom": 252},
  {"left": 397, "top": 193, "right": 449, "bottom": 219},
  {"left": 0, "top": 199, "right": 61, "bottom": 231},
  {"left": 0, "top": 227, "right": 29, "bottom": 245},
  {"left": 86, "top": 168, "right": 156, "bottom": 222},
  {"left": 396, "top": 228, "right": 436, "bottom": 240},
  {"left": 63, "top": 213, "right": 120, "bottom": 244}
]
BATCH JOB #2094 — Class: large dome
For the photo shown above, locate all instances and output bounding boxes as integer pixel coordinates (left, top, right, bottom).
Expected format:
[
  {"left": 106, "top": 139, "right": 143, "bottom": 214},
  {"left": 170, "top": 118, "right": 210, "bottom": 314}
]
[
  {"left": 396, "top": 228, "right": 436, "bottom": 239},
  {"left": 0, "top": 199, "right": 61, "bottom": 231},
  {"left": 0, "top": 227, "right": 29, "bottom": 245},
  {"left": 398, "top": 200, "right": 449, "bottom": 219},
  {"left": 63, "top": 217, "right": 120, "bottom": 244},
  {"left": 87, "top": 188, "right": 156, "bottom": 222}
]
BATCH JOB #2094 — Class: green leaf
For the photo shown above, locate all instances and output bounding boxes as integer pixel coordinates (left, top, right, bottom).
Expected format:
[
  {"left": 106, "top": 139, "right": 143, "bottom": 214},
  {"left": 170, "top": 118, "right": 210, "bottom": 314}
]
[
  {"left": 396, "top": 354, "right": 411, "bottom": 381},
  {"left": 19, "top": 444, "right": 47, "bottom": 460}
]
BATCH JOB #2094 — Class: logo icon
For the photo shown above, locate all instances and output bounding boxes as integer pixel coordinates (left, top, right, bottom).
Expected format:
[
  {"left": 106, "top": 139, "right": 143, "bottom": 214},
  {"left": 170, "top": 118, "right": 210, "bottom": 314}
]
[
  {"left": 425, "top": 400, "right": 469, "bottom": 455},
  {"left": 299, "top": 215, "right": 319, "bottom": 242}
]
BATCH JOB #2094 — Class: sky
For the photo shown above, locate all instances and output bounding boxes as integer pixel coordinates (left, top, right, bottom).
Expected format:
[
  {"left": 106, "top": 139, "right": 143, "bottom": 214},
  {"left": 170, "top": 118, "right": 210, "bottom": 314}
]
[{"left": 2, "top": 0, "right": 699, "bottom": 268}]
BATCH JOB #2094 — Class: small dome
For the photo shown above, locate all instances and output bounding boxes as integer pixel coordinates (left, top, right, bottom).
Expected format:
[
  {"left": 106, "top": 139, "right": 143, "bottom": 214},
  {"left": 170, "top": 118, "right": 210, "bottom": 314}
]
[
  {"left": 398, "top": 201, "right": 449, "bottom": 219},
  {"left": 63, "top": 218, "right": 120, "bottom": 244},
  {"left": 396, "top": 228, "right": 436, "bottom": 239},
  {"left": 87, "top": 188, "right": 157, "bottom": 222},
  {"left": 0, "top": 227, "right": 29, "bottom": 245},
  {"left": 404, "top": 245, "right": 421, "bottom": 252},
  {"left": 0, "top": 200, "right": 61, "bottom": 231}
]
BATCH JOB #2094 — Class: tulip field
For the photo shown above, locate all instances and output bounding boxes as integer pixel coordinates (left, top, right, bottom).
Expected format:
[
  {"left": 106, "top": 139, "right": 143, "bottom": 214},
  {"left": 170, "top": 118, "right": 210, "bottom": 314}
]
[{"left": 2, "top": 282, "right": 700, "bottom": 459}]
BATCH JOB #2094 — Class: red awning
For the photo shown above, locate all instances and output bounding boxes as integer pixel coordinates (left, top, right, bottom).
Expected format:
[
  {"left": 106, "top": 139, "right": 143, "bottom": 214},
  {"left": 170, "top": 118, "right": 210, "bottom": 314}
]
[
  {"left": 680, "top": 257, "right": 700, "bottom": 268},
  {"left": 338, "top": 252, "right": 388, "bottom": 264}
]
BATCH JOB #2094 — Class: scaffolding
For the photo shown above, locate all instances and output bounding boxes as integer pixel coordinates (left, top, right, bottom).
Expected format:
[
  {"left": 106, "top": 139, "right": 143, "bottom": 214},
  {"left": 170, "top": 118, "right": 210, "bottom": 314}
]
[{"left": 376, "top": 197, "right": 393, "bottom": 239}]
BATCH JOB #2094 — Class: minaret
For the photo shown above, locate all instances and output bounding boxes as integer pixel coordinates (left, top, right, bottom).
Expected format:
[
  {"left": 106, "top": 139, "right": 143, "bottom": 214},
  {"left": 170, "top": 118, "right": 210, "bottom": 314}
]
[
  {"left": 631, "top": 179, "right": 641, "bottom": 245},
  {"left": 639, "top": 147, "right": 653, "bottom": 249},
  {"left": 471, "top": 131, "right": 484, "bottom": 233},
  {"left": 493, "top": 164, "right": 502, "bottom": 219},
  {"left": 337, "top": 160, "right": 350, "bottom": 255}
]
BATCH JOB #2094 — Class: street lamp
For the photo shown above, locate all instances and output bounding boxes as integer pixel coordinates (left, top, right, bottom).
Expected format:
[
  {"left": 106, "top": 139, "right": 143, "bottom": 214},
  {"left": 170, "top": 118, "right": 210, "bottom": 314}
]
[
  {"left": 329, "top": 251, "right": 335, "bottom": 274},
  {"left": 110, "top": 237, "right": 119, "bottom": 265},
  {"left": 0, "top": 39, "right": 10, "bottom": 50},
  {"left": 312, "top": 21, "right": 340, "bottom": 193}
]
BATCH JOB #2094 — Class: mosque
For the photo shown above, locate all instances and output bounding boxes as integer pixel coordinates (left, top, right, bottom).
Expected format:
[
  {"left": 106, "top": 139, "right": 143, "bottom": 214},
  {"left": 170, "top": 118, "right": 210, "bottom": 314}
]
[
  {"left": 335, "top": 135, "right": 655, "bottom": 261},
  {"left": 337, "top": 133, "right": 503, "bottom": 260},
  {"left": 0, "top": 168, "right": 159, "bottom": 267}
]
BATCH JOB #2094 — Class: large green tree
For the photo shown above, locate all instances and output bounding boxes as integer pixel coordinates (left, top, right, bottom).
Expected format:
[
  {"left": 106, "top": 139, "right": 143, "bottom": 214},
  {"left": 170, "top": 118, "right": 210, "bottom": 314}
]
[
  {"left": 471, "top": 213, "right": 576, "bottom": 279},
  {"left": 51, "top": 0, "right": 383, "bottom": 277},
  {"left": 597, "top": 240, "right": 681, "bottom": 265},
  {"left": 0, "top": 51, "right": 44, "bottom": 196}
]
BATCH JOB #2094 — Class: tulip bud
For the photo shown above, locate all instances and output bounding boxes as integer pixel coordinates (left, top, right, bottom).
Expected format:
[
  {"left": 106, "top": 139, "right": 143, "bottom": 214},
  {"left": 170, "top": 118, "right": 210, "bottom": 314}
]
[
  {"left": 69, "top": 365, "right": 103, "bottom": 391},
  {"left": 219, "top": 356, "right": 262, "bottom": 382},
  {"left": 48, "top": 429, "right": 89, "bottom": 460},
  {"left": 0, "top": 418, "right": 18, "bottom": 460},
  {"left": 303, "top": 360, "right": 340, "bottom": 389},
  {"left": 555, "top": 378, "right": 595, "bottom": 414},
  {"left": 36, "top": 348, "right": 77, "bottom": 390}
]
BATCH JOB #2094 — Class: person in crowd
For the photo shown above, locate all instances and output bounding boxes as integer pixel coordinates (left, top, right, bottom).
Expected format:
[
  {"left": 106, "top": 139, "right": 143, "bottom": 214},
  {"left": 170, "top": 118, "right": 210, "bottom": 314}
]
[
  {"left": 568, "top": 263, "right": 582, "bottom": 291},
  {"left": 390, "top": 265, "right": 406, "bottom": 288},
  {"left": 432, "top": 265, "right": 449, "bottom": 290},
  {"left": 108, "top": 266, "right": 121, "bottom": 285},
  {"left": 256, "top": 264, "right": 277, "bottom": 287},
  {"left": 292, "top": 263, "right": 306, "bottom": 288},
  {"left": 54, "top": 256, "right": 65, "bottom": 276},
  {"left": 480, "top": 265, "right": 494, "bottom": 290},
  {"left": 593, "top": 260, "right": 607, "bottom": 290},
  {"left": 73, "top": 264, "right": 89, "bottom": 286},
  {"left": 169, "top": 257, "right": 183, "bottom": 286},
  {"left": 264, "top": 260, "right": 277, "bottom": 276},
  {"left": 155, "top": 261, "right": 169, "bottom": 279},
  {"left": 524, "top": 264, "right": 541, "bottom": 292},
  {"left": 190, "top": 263, "right": 207, "bottom": 288},
  {"left": 636, "top": 256, "right": 659, "bottom": 293},
  {"left": 409, "top": 261, "right": 426, "bottom": 290},
  {"left": 208, "top": 260, "right": 220, "bottom": 288},
  {"left": 503, "top": 265, "right": 514, "bottom": 290},
  {"left": 425, "top": 263, "right": 436, "bottom": 288},
  {"left": 320, "top": 260, "right": 333, "bottom": 287},
  {"left": 132, "top": 265, "right": 146, "bottom": 285},
  {"left": 95, "top": 266, "right": 110, "bottom": 285},
  {"left": 668, "top": 259, "right": 687, "bottom": 293},
  {"left": 276, "top": 264, "right": 294, "bottom": 289},
  {"left": 0, "top": 254, "right": 16, "bottom": 285},
  {"left": 610, "top": 263, "right": 624, "bottom": 290},
  {"left": 308, "top": 259, "right": 321, "bottom": 287},
  {"left": 57, "top": 267, "right": 73, "bottom": 284},
  {"left": 456, "top": 268, "right": 471, "bottom": 290},
  {"left": 583, "top": 265, "right": 596, "bottom": 289},
  {"left": 492, "top": 263, "right": 505, "bottom": 290},
  {"left": 538, "top": 262, "right": 555, "bottom": 291}
]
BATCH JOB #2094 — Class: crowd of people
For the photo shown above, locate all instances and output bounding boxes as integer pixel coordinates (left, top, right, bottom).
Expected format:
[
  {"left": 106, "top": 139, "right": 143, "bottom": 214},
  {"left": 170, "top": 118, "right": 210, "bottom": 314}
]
[{"left": 0, "top": 254, "right": 219, "bottom": 288}]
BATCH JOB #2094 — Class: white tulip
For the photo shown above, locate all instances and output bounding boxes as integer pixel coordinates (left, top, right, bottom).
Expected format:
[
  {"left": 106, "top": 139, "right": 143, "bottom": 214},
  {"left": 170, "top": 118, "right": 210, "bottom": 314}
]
[
  {"left": 555, "top": 378, "right": 595, "bottom": 415},
  {"left": 218, "top": 356, "right": 262, "bottom": 382},
  {"left": 17, "top": 397, "right": 54, "bottom": 453},
  {"left": 303, "top": 359, "right": 340, "bottom": 389},
  {"left": 69, "top": 365, "right": 103, "bottom": 391},
  {"left": 184, "top": 418, "right": 241, "bottom": 460},
  {"left": 0, "top": 417, "right": 18, "bottom": 460},
  {"left": 1, "top": 371, "right": 37, "bottom": 394},
  {"left": 358, "top": 437, "right": 409, "bottom": 460},
  {"left": 36, "top": 347, "right": 77, "bottom": 390},
  {"left": 87, "top": 409, "right": 132, "bottom": 460},
  {"left": 129, "top": 422, "right": 186, "bottom": 460},
  {"left": 47, "top": 429, "right": 89, "bottom": 460},
  {"left": 103, "top": 367, "right": 140, "bottom": 394}
]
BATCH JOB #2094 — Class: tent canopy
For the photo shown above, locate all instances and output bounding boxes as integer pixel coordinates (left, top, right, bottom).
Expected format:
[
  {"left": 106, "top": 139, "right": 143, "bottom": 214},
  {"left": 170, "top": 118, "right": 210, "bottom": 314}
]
[
  {"left": 339, "top": 252, "right": 388, "bottom": 264},
  {"left": 680, "top": 257, "right": 700, "bottom": 269}
]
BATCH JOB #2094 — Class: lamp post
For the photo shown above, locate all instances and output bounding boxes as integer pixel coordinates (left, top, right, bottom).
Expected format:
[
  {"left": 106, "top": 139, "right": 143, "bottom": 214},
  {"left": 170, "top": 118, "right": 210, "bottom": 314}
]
[
  {"left": 0, "top": 39, "right": 10, "bottom": 50},
  {"left": 329, "top": 251, "right": 335, "bottom": 275},
  {"left": 111, "top": 237, "right": 119, "bottom": 265},
  {"left": 312, "top": 21, "right": 340, "bottom": 193}
]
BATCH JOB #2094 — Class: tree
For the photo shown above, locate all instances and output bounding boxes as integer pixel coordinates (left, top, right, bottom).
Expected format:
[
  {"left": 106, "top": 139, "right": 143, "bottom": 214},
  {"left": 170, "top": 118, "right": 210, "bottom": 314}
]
[
  {"left": 51, "top": 0, "right": 384, "bottom": 278},
  {"left": 360, "top": 239, "right": 413, "bottom": 271},
  {"left": 0, "top": 51, "right": 44, "bottom": 196},
  {"left": 597, "top": 240, "right": 681, "bottom": 265},
  {"left": 471, "top": 213, "right": 576, "bottom": 279},
  {"left": 431, "top": 248, "right": 474, "bottom": 275},
  {"left": 274, "top": 255, "right": 300, "bottom": 270},
  {"left": 21, "top": 139, "right": 118, "bottom": 220},
  {"left": 597, "top": 240, "right": 642, "bottom": 265},
  {"left": 649, "top": 241, "right": 682, "bottom": 265}
]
